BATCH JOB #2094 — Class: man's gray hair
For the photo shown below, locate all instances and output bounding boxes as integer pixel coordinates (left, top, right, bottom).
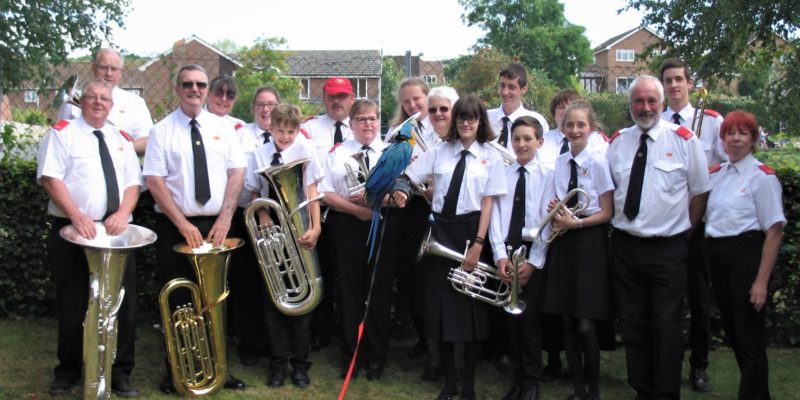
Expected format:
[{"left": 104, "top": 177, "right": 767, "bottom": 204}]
[
  {"left": 94, "top": 48, "right": 124, "bottom": 67},
  {"left": 175, "top": 64, "right": 208, "bottom": 86},
  {"left": 628, "top": 75, "right": 664, "bottom": 104}
]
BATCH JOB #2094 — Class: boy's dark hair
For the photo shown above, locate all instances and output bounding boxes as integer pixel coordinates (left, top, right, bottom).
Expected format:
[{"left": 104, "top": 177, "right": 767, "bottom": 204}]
[
  {"left": 271, "top": 104, "right": 303, "bottom": 128},
  {"left": 499, "top": 63, "right": 528, "bottom": 88},
  {"left": 510, "top": 115, "right": 544, "bottom": 139},
  {"left": 659, "top": 57, "right": 692, "bottom": 83},
  {"left": 549, "top": 89, "right": 583, "bottom": 117}
]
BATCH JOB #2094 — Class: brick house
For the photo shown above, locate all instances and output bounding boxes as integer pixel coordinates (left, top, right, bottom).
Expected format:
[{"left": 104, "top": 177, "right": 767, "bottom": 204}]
[
  {"left": 580, "top": 26, "right": 664, "bottom": 94},
  {"left": 286, "top": 50, "right": 382, "bottom": 108},
  {"left": 391, "top": 52, "right": 447, "bottom": 85}
]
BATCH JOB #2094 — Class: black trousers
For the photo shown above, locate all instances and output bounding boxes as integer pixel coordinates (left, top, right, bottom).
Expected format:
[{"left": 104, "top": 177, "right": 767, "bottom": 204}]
[
  {"left": 686, "top": 223, "right": 711, "bottom": 371},
  {"left": 610, "top": 229, "right": 688, "bottom": 400},
  {"left": 506, "top": 265, "right": 545, "bottom": 390},
  {"left": 311, "top": 211, "right": 338, "bottom": 342},
  {"left": 265, "top": 302, "right": 312, "bottom": 372},
  {"left": 48, "top": 217, "right": 137, "bottom": 381},
  {"left": 707, "top": 231, "right": 770, "bottom": 400}
]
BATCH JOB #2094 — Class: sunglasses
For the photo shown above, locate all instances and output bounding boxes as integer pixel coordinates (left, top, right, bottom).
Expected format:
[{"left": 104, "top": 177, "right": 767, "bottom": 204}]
[
  {"left": 213, "top": 90, "right": 236, "bottom": 100},
  {"left": 428, "top": 106, "right": 450, "bottom": 114},
  {"left": 181, "top": 81, "right": 208, "bottom": 89}
]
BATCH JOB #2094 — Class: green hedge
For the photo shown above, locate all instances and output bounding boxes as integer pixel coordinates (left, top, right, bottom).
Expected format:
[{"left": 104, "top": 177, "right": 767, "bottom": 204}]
[{"left": 2, "top": 155, "right": 800, "bottom": 345}]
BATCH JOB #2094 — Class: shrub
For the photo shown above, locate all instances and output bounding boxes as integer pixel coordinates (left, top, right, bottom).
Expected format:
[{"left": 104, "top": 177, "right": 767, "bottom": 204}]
[{"left": 11, "top": 108, "right": 49, "bottom": 126}]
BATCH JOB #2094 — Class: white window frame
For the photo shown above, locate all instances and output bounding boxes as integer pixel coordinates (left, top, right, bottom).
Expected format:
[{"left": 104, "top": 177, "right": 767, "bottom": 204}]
[
  {"left": 298, "top": 78, "right": 310, "bottom": 99},
  {"left": 350, "top": 78, "right": 368, "bottom": 99},
  {"left": 616, "top": 49, "right": 635, "bottom": 62},
  {"left": 24, "top": 90, "right": 38, "bottom": 103},
  {"left": 616, "top": 77, "right": 635, "bottom": 94},
  {"left": 423, "top": 75, "right": 437, "bottom": 84}
]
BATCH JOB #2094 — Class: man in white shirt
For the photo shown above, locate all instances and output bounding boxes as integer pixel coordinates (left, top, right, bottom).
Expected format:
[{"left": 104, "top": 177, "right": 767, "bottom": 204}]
[
  {"left": 301, "top": 77, "right": 355, "bottom": 162},
  {"left": 487, "top": 63, "right": 550, "bottom": 151}
]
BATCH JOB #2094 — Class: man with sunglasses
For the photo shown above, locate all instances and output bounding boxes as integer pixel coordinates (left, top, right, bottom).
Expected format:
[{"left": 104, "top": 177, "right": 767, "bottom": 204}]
[
  {"left": 143, "top": 64, "right": 247, "bottom": 394},
  {"left": 58, "top": 48, "right": 153, "bottom": 155}
]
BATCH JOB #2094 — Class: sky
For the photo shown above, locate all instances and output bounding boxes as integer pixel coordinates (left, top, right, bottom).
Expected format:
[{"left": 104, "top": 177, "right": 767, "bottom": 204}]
[{"left": 106, "top": 0, "right": 645, "bottom": 59}]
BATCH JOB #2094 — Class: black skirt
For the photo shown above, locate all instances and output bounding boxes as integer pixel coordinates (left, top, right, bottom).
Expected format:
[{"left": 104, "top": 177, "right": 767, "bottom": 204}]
[
  {"left": 422, "top": 211, "right": 493, "bottom": 342},
  {"left": 541, "top": 223, "right": 610, "bottom": 320}
]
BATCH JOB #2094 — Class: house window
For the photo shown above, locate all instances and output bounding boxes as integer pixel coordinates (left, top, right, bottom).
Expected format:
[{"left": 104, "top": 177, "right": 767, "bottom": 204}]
[
  {"left": 616, "top": 77, "right": 635, "bottom": 94},
  {"left": 24, "top": 90, "right": 38, "bottom": 103},
  {"left": 423, "top": 75, "right": 437, "bottom": 84},
  {"left": 298, "top": 78, "right": 310, "bottom": 99},
  {"left": 349, "top": 78, "right": 368, "bottom": 98},
  {"left": 616, "top": 49, "right": 635, "bottom": 62}
]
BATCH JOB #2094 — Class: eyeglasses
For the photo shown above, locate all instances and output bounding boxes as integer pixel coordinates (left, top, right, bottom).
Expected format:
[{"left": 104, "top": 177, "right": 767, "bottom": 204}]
[
  {"left": 354, "top": 116, "right": 378, "bottom": 125},
  {"left": 213, "top": 90, "right": 236, "bottom": 100},
  {"left": 95, "top": 65, "right": 121, "bottom": 73},
  {"left": 428, "top": 106, "right": 450, "bottom": 114},
  {"left": 456, "top": 115, "right": 479, "bottom": 124},
  {"left": 181, "top": 81, "right": 208, "bottom": 89},
  {"left": 254, "top": 102, "right": 279, "bottom": 109},
  {"left": 83, "top": 95, "right": 113, "bottom": 103}
]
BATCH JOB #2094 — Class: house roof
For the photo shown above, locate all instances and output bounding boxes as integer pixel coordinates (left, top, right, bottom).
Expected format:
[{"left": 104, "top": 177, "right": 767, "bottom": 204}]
[
  {"left": 593, "top": 26, "right": 662, "bottom": 54},
  {"left": 139, "top": 35, "right": 242, "bottom": 71},
  {"left": 286, "top": 50, "right": 382, "bottom": 77}
]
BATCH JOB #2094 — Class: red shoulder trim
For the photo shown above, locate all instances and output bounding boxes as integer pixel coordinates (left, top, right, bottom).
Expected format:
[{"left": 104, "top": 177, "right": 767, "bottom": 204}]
[
  {"left": 675, "top": 126, "right": 694, "bottom": 140},
  {"left": 758, "top": 164, "right": 775, "bottom": 175},
  {"left": 299, "top": 127, "right": 311, "bottom": 139},
  {"left": 53, "top": 119, "right": 70, "bottom": 131},
  {"left": 708, "top": 164, "right": 722, "bottom": 174},
  {"left": 608, "top": 130, "right": 621, "bottom": 144},
  {"left": 303, "top": 115, "right": 317, "bottom": 123},
  {"left": 234, "top": 123, "right": 243, "bottom": 130},
  {"left": 119, "top": 130, "right": 133, "bottom": 142},
  {"left": 703, "top": 109, "right": 721, "bottom": 118},
  {"left": 329, "top": 142, "right": 343, "bottom": 153},
  {"left": 597, "top": 131, "right": 610, "bottom": 142}
]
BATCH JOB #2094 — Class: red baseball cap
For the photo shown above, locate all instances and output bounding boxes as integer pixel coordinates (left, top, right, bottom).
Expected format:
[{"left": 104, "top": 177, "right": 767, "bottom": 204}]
[{"left": 323, "top": 77, "right": 354, "bottom": 96}]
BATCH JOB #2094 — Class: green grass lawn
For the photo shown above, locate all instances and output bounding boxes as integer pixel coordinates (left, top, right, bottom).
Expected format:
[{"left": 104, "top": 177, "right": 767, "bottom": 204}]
[{"left": 0, "top": 317, "right": 797, "bottom": 399}]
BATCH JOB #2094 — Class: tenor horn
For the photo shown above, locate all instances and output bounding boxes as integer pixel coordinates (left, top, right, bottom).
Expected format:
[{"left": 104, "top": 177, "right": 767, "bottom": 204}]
[
  {"left": 244, "top": 158, "right": 324, "bottom": 316},
  {"left": 525, "top": 188, "right": 589, "bottom": 244},
  {"left": 159, "top": 238, "right": 243, "bottom": 398},
  {"left": 59, "top": 222, "right": 157, "bottom": 400}
]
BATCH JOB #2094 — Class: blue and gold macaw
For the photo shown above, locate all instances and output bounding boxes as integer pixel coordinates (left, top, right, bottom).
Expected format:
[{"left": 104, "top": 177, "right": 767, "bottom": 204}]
[{"left": 364, "top": 114, "right": 420, "bottom": 261}]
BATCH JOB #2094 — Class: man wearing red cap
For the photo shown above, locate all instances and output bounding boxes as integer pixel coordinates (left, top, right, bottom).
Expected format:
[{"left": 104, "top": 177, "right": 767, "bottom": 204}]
[{"left": 302, "top": 77, "right": 356, "bottom": 162}]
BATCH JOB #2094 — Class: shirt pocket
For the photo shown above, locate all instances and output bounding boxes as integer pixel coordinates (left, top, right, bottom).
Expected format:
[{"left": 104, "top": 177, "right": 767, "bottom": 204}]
[
  {"left": 69, "top": 148, "right": 100, "bottom": 180},
  {"left": 465, "top": 161, "right": 489, "bottom": 192},
  {"left": 203, "top": 136, "right": 230, "bottom": 167},
  {"left": 653, "top": 160, "right": 686, "bottom": 194},
  {"left": 612, "top": 161, "right": 631, "bottom": 186}
]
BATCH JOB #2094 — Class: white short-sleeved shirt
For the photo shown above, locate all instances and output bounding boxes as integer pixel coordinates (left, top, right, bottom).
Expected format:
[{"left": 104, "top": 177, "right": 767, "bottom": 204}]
[
  {"left": 245, "top": 138, "right": 323, "bottom": 199},
  {"left": 384, "top": 117, "right": 437, "bottom": 158},
  {"left": 58, "top": 86, "right": 153, "bottom": 140},
  {"left": 606, "top": 119, "right": 711, "bottom": 237},
  {"left": 318, "top": 137, "right": 387, "bottom": 198},
  {"left": 301, "top": 114, "right": 353, "bottom": 163},
  {"left": 554, "top": 148, "right": 614, "bottom": 217},
  {"left": 487, "top": 104, "right": 550, "bottom": 151},
  {"left": 661, "top": 105, "right": 727, "bottom": 165},
  {"left": 488, "top": 159, "right": 554, "bottom": 268},
  {"left": 405, "top": 140, "right": 507, "bottom": 215},
  {"left": 538, "top": 128, "right": 609, "bottom": 170},
  {"left": 705, "top": 154, "right": 786, "bottom": 237},
  {"left": 37, "top": 117, "right": 142, "bottom": 221},
  {"left": 142, "top": 108, "right": 246, "bottom": 216}
]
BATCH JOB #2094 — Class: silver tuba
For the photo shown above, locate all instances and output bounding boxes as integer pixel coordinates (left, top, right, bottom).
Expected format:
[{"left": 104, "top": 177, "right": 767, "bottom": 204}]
[
  {"left": 244, "top": 158, "right": 324, "bottom": 316},
  {"left": 59, "top": 222, "right": 157, "bottom": 400},
  {"left": 504, "top": 245, "right": 528, "bottom": 315}
]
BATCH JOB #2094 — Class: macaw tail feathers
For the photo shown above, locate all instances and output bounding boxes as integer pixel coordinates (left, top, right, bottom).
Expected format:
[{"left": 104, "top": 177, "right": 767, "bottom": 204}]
[{"left": 367, "top": 209, "right": 382, "bottom": 262}]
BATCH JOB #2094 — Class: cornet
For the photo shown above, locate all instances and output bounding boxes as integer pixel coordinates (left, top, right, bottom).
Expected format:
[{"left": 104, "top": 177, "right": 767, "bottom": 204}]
[{"left": 525, "top": 188, "right": 589, "bottom": 244}]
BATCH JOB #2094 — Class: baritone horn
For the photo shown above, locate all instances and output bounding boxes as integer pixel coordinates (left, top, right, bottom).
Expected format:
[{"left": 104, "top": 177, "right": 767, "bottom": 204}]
[
  {"left": 691, "top": 87, "right": 708, "bottom": 138},
  {"left": 159, "top": 238, "right": 243, "bottom": 398},
  {"left": 244, "top": 158, "right": 324, "bottom": 316},
  {"left": 526, "top": 188, "right": 589, "bottom": 244},
  {"left": 504, "top": 245, "right": 528, "bottom": 315},
  {"left": 59, "top": 222, "right": 157, "bottom": 400}
]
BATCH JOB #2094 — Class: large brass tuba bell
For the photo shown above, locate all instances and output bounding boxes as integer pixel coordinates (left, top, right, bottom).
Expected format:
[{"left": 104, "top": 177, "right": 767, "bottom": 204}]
[
  {"left": 59, "top": 222, "right": 157, "bottom": 400},
  {"left": 159, "top": 238, "right": 243, "bottom": 398},
  {"left": 244, "top": 158, "right": 324, "bottom": 316}
]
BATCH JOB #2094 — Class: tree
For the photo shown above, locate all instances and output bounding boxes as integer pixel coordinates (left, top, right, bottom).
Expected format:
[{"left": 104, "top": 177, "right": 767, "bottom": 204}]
[
  {"left": 0, "top": 0, "right": 129, "bottom": 90},
  {"left": 380, "top": 57, "right": 404, "bottom": 128},
  {"left": 625, "top": 0, "right": 799, "bottom": 131},
  {"left": 459, "top": 0, "right": 592, "bottom": 88}
]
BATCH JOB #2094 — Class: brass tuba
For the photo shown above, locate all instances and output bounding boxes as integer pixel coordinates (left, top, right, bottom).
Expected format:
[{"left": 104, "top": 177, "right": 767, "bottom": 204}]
[
  {"left": 525, "top": 188, "right": 589, "bottom": 244},
  {"left": 59, "top": 222, "right": 157, "bottom": 400},
  {"left": 244, "top": 158, "right": 324, "bottom": 316},
  {"left": 159, "top": 238, "right": 243, "bottom": 398}
]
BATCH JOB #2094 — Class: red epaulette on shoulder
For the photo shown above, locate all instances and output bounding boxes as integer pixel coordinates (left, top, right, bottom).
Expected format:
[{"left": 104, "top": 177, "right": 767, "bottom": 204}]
[
  {"left": 708, "top": 164, "right": 722, "bottom": 174},
  {"left": 299, "top": 127, "right": 311, "bottom": 139},
  {"left": 608, "top": 130, "right": 621, "bottom": 144},
  {"left": 303, "top": 115, "right": 317, "bottom": 123},
  {"left": 329, "top": 142, "right": 343, "bottom": 153},
  {"left": 119, "top": 130, "right": 133, "bottom": 142},
  {"left": 758, "top": 164, "right": 775, "bottom": 175},
  {"left": 234, "top": 123, "right": 243, "bottom": 130},
  {"left": 703, "top": 109, "right": 721, "bottom": 118},
  {"left": 597, "top": 131, "right": 610, "bottom": 142},
  {"left": 53, "top": 119, "right": 70, "bottom": 131},
  {"left": 675, "top": 126, "right": 694, "bottom": 140}
]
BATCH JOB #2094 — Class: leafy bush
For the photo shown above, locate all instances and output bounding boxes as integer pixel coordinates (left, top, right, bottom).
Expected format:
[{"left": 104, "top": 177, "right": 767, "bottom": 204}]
[
  {"left": 586, "top": 92, "right": 633, "bottom": 134},
  {"left": 11, "top": 108, "right": 49, "bottom": 126}
]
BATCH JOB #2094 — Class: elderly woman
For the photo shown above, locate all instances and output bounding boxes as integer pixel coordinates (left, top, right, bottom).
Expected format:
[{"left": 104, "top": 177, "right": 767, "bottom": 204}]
[
  {"left": 427, "top": 86, "right": 459, "bottom": 142},
  {"left": 704, "top": 110, "right": 785, "bottom": 400},
  {"left": 207, "top": 75, "right": 245, "bottom": 127}
]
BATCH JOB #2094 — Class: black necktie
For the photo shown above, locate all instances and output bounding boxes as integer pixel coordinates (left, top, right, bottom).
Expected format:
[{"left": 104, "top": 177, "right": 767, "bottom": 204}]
[
  {"left": 334, "top": 121, "right": 343, "bottom": 144},
  {"left": 623, "top": 133, "right": 649, "bottom": 220},
  {"left": 442, "top": 150, "right": 469, "bottom": 216},
  {"left": 361, "top": 145, "right": 371, "bottom": 170},
  {"left": 672, "top": 113, "right": 681, "bottom": 126},
  {"left": 271, "top": 151, "right": 282, "bottom": 166},
  {"left": 92, "top": 130, "right": 119, "bottom": 218},
  {"left": 560, "top": 137, "right": 569, "bottom": 154},
  {"left": 567, "top": 159, "right": 578, "bottom": 208},
  {"left": 262, "top": 131, "right": 271, "bottom": 144},
  {"left": 498, "top": 116, "right": 510, "bottom": 147},
  {"left": 190, "top": 119, "right": 211, "bottom": 205},
  {"left": 507, "top": 166, "right": 526, "bottom": 249}
]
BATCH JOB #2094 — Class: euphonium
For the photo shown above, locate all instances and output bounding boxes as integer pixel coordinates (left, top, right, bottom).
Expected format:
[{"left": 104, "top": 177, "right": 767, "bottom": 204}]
[
  {"left": 159, "top": 238, "right": 243, "bottom": 398},
  {"left": 525, "top": 188, "right": 589, "bottom": 244},
  {"left": 504, "top": 245, "right": 528, "bottom": 315},
  {"left": 417, "top": 229, "right": 513, "bottom": 310},
  {"left": 691, "top": 87, "right": 708, "bottom": 138},
  {"left": 244, "top": 158, "right": 324, "bottom": 316},
  {"left": 59, "top": 222, "right": 157, "bottom": 400}
]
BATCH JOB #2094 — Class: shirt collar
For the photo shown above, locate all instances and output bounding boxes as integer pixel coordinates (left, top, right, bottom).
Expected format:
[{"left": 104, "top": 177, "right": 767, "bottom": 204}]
[
  {"left": 452, "top": 140, "right": 482, "bottom": 157},
  {"left": 176, "top": 108, "right": 210, "bottom": 128},
  {"left": 730, "top": 153, "right": 757, "bottom": 173}
]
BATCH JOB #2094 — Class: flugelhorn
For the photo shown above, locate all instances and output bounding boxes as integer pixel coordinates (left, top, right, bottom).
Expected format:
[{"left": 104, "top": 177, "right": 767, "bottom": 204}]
[
  {"left": 159, "top": 238, "right": 243, "bottom": 398},
  {"left": 504, "top": 245, "right": 528, "bottom": 315},
  {"left": 60, "top": 222, "right": 157, "bottom": 400},
  {"left": 417, "top": 229, "right": 513, "bottom": 310},
  {"left": 691, "top": 87, "right": 708, "bottom": 138},
  {"left": 244, "top": 158, "right": 324, "bottom": 316},
  {"left": 525, "top": 188, "right": 589, "bottom": 244}
]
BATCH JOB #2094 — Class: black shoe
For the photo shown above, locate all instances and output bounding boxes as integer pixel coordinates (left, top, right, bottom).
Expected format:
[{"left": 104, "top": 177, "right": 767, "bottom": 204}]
[
  {"left": 111, "top": 376, "right": 140, "bottom": 398},
  {"left": 421, "top": 365, "right": 441, "bottom": 381},
  {"left": 690, "top": 368, "right": 711, "bottom": 392},
  {"left": 367, "top": 363, "right": 384, "bottom": 381},
  {"left": 159, "top": 375, "right": 175, "bottom": 394},
  {"left": 240, "top": 353, "right": 259, "bottom": 366},
  {"left": 501, "top": 383, "right": 522, "bottom": 400},
  {"left": 519, "top": 385, "right": 540, "bottom": 400},
  {"left": 224, "top": 374, "right": 246, "bottom": 390},
  {"left": 267, "top": 368, "right": 286, "bottom": 388},
  {"left": 48, "top": 376, "right": 77, "bottom": 396},
  {"left": 310, "top": 336, "right": 330, "bottom": 351},
  {"left": 292, "top": 369, "right": 310, "bottom": 388}
]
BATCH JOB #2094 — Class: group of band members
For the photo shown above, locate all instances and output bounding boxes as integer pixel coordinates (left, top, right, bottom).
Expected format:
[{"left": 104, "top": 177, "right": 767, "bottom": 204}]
[{"left": 36, "top": 46, "right": 785, "bottom": 400}]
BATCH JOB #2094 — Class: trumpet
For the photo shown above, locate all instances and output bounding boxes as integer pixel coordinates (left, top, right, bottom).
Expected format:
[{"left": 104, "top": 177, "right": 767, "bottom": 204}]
[
  {"left": 691, "top": 87, "right": 708, "bottom": 138},
  {"left": 344, "top": 151, "right": 370, "bottom": 195},
  {"left": 525, "top": 188, "right": 589, "bottom": 244},
  {"left": 60, "top": 223, "right": 156, "bottom": 400},
  {"left": 244, "top": 158, "right": 324, "bottom": 316},
  {"left": 487, "top": 140, "right": 517, "bottom": 166}
]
